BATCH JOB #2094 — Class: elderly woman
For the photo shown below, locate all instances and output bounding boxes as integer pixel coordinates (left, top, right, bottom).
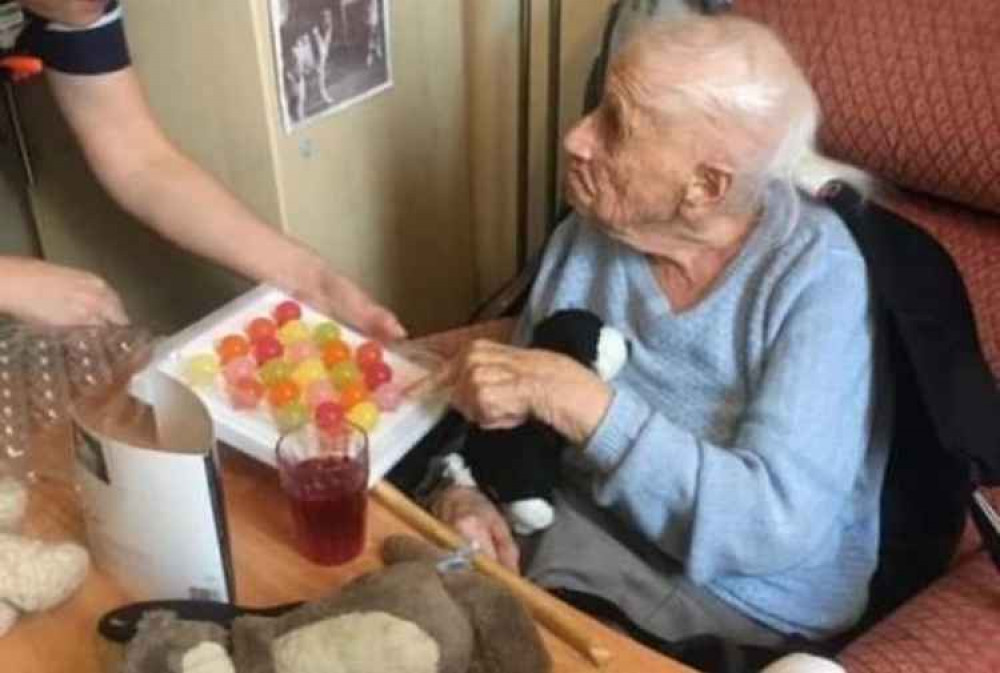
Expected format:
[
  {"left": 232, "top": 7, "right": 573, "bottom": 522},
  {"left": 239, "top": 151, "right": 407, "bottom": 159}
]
[{"left": 432, "top": 15, "right": 890, "bottom": 648}]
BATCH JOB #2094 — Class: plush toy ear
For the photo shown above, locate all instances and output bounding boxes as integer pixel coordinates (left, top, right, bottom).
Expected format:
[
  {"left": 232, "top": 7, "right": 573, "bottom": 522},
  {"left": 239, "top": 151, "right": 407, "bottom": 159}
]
[
  {"left": 381, "top": 536, "right": 552, "bottom": 673},
  {"left": 119, "top": 611, "right": 229, "bottom": 673},
  {"left": 534, "top": 310, "right": 629, "bottom": 380},
  {"left": 532, "top": 310, "right": 604, "bottom": 366},
  {"left": 439, "top": 572, "right": 552, "bottom": 673}
]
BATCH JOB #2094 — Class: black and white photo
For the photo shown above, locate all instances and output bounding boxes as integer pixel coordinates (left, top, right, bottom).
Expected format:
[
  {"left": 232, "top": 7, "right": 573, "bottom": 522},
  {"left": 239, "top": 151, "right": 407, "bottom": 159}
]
[{"left": 271, "top": 0, "right": 392, "bottom": 132}]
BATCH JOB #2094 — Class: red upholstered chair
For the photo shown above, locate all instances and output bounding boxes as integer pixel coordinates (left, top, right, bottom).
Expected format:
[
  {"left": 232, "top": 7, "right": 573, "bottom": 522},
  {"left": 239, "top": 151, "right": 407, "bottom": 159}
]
[{"left": 728, "top": 1, "right": 1000, "bottom": 670}]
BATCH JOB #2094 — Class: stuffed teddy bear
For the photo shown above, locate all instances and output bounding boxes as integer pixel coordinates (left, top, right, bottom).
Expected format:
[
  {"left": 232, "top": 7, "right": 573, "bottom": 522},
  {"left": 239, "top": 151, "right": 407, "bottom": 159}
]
[
  {"left": 109, "top": 535, "right": 550, "bottom": 673},
  {"left": 0, "top": 475, "right": 91, "bottom": 637},
  {"left": 458, "top": 309, "right": 629, "bottom": 535}
]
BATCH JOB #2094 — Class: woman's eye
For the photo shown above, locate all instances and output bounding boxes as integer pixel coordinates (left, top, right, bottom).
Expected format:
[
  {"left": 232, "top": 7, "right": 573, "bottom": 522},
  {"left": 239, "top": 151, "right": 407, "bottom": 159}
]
[{"left": 600, "top": 107, "right": 622, "bottom": 145}]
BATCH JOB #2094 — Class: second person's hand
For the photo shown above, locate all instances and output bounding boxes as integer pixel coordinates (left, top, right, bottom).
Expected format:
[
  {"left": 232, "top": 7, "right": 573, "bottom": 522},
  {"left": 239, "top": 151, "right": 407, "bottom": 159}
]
[{"left": 0, "top": 256, "right": 129, "bottom": 327}]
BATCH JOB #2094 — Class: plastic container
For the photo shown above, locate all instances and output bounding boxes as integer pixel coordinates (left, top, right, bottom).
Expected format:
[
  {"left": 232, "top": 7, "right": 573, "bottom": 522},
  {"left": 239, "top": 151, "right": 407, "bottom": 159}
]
[{"left": 137, "top": 285, "right": 449, "bottom": 487}]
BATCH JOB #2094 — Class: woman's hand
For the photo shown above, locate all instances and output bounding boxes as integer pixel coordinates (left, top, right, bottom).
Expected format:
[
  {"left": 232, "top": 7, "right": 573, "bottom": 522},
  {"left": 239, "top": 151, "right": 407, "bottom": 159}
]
[
  {"left": 431, "top": 486, "right": 520, "bottom": 572},
  {"left": 0, "top": 257, "right": 128, "bottom": 326},
  {"left": 440, "top": 340, "right": 613, "bottom": 445}
]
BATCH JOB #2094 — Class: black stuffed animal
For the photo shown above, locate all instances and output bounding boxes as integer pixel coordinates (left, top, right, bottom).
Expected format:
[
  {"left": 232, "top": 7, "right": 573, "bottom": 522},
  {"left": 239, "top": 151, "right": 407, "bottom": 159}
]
[{"left": 455, "top": 309, "right": 629, "bottom": 535}]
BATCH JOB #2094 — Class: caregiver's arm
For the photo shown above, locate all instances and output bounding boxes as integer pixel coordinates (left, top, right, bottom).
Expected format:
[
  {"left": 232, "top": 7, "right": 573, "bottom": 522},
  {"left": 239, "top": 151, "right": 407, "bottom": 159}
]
[{"left": 46, "top": 66, "right": 404, "bottom": 340}]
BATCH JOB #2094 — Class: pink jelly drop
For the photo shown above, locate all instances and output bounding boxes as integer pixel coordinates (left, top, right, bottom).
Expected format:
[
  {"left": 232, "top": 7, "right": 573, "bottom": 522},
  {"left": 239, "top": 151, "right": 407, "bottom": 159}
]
[
  {"left": 286, "top": 341, "right": 319, "bottom": 364},
  {"left": 222, "top": 356, "right": 258, "bottom": 386},
  {"left": 228, "top": 378, "right": 265, "bottom": 410},
  {"left": 372, "top": 382, "right": 403, "bottom": 412}
]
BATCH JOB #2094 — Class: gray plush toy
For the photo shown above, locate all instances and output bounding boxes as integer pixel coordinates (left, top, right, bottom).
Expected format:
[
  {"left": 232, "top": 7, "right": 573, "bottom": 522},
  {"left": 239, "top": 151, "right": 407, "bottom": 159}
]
[{"left": 108, "top": 536, "right": 551, "bottom": 673}]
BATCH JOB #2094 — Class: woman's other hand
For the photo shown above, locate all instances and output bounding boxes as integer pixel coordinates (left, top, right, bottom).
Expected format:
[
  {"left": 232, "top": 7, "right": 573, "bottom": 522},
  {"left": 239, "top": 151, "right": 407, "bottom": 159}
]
[
  {"left": 440, "top": 340, "right": 613, "bottom": 445},
  {"left": 431, "top": 485, "right": 520, "bottom": 572},
  {"left": 0, "top": 257, "right": 128, "bottom": 326}
]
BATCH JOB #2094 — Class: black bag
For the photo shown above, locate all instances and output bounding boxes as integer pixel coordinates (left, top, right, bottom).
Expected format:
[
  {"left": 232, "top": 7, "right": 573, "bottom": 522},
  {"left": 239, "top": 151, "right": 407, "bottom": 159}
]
[{"left": 825, "top": 184, "right": 1000, "bottom": 634}]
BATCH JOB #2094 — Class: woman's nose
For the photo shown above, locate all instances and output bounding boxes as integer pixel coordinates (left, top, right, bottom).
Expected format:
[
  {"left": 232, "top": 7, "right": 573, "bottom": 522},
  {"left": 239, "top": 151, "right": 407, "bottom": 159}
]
[{"left": 564, "top": 115, "right": 596, "bottom": 162}]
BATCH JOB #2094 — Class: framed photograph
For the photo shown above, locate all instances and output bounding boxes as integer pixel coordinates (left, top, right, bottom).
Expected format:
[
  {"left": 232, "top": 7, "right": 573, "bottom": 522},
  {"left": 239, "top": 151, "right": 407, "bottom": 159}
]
[{"left": 270, "top": 0, "right": 392, "bottom": 133}]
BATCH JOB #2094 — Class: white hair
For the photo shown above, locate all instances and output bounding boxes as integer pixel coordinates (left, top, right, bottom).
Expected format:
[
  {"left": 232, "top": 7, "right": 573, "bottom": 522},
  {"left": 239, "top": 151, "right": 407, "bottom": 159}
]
[{"left": 616, "top": 16, "right": 871, "bottom": 205}]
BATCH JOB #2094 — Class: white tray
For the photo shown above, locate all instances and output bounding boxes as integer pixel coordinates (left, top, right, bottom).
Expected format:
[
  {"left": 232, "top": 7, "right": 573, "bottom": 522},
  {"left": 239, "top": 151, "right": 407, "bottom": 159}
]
[{"left": 134, "top": 285, "right": 448, "bottom": 487}]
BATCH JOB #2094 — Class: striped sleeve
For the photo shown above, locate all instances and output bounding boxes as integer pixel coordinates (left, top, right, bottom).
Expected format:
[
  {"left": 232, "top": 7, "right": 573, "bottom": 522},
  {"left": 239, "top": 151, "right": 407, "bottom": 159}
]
[{"left": 17, "top": 1, "right": 130, "bottom": 75}]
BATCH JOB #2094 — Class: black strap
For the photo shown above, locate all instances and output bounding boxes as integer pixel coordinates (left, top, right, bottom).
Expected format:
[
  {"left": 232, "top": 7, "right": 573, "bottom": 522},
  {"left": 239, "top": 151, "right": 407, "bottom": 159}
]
[{"left": 98, "top": 599, "right": 301, "bottom": 644}]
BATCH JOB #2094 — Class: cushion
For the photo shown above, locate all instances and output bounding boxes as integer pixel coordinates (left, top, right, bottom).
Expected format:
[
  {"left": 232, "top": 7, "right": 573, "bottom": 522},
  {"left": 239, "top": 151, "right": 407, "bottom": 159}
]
[
  {"left": 734, "top": 0, "right": 1000, "bottom": 215},
  {"left": 838, "top": 552, "right": 1000, "bottom": 673}
]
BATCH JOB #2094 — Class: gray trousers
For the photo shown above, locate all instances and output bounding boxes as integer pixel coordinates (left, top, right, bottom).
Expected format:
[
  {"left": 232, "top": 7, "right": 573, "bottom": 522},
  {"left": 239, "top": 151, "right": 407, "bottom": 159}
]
[{"left": 521, "top": 486, "right": 787, "bottom": 649}]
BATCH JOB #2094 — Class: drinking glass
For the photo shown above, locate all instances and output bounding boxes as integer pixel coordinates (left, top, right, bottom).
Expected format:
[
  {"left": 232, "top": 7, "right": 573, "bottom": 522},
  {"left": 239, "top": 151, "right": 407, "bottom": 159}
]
[{"left": 276, "top": 423, "right": 369, "bottom": 565}]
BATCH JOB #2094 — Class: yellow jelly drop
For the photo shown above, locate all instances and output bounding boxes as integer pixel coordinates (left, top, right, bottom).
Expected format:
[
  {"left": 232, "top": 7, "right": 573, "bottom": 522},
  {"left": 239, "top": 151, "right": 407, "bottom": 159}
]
[
  {"left": 183, "top": 353, "right": 219, "bottom": 388},
  {"left": 291, "top": 358, "right": 328, "bottom": 389},
  {"left": 277, "top": 319, "right": 310, "bottom": 345},
  {"left": 346, "top": 401, "right": 379, "bottom": 433}
]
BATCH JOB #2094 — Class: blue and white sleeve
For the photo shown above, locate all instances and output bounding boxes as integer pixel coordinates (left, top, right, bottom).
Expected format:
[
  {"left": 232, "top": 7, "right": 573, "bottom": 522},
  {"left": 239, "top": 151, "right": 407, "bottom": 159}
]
[{"left": 17, "top": 1, "right": 130, "bottom": 75}]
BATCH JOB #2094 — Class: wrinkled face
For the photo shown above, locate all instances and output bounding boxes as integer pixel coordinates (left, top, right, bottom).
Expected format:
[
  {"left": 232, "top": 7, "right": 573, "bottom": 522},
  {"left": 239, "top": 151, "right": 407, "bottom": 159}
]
[
  {"left": 17, "top": 0, "right": 110, "bottom": 26},
  {"left": 563, "top": 63, "right": 702, "bottom": 250}
]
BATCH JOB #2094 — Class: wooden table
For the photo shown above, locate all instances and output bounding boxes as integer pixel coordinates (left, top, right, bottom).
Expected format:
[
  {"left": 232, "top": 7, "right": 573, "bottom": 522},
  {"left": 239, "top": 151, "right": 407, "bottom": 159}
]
[{"left": 1, "top": 447, "right": 693, "bottom": 673}]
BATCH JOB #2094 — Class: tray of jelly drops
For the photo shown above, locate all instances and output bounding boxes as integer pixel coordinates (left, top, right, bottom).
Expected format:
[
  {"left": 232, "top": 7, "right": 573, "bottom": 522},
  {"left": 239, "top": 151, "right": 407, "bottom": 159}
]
[{"left": 138, "top": 285, "right": 449, "bottom": 487}]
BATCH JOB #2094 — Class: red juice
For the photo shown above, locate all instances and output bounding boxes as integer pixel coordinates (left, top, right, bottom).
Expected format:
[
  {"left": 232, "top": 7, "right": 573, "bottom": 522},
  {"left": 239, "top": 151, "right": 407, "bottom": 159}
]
[{"left": 282, "top": 454, "right": 368, "bottom": 565}]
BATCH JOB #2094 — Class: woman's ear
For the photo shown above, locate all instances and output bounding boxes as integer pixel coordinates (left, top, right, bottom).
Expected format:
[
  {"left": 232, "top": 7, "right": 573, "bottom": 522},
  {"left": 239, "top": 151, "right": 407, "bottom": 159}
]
[{"left": 681, "top": 163, "right": 733, "bottom": 217}]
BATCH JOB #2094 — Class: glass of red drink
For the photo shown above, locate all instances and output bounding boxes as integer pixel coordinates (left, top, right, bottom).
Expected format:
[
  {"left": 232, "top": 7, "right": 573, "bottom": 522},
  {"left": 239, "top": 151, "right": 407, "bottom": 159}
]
[{"left": 276, "top": 423, "right": 369, "bottom": 565}]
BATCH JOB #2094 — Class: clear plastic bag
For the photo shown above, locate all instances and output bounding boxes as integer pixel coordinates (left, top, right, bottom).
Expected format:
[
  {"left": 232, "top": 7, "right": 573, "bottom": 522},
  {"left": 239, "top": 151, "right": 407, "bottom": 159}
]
[{"left": 0, "top": 323, "right": 155, "bottom": 542}]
